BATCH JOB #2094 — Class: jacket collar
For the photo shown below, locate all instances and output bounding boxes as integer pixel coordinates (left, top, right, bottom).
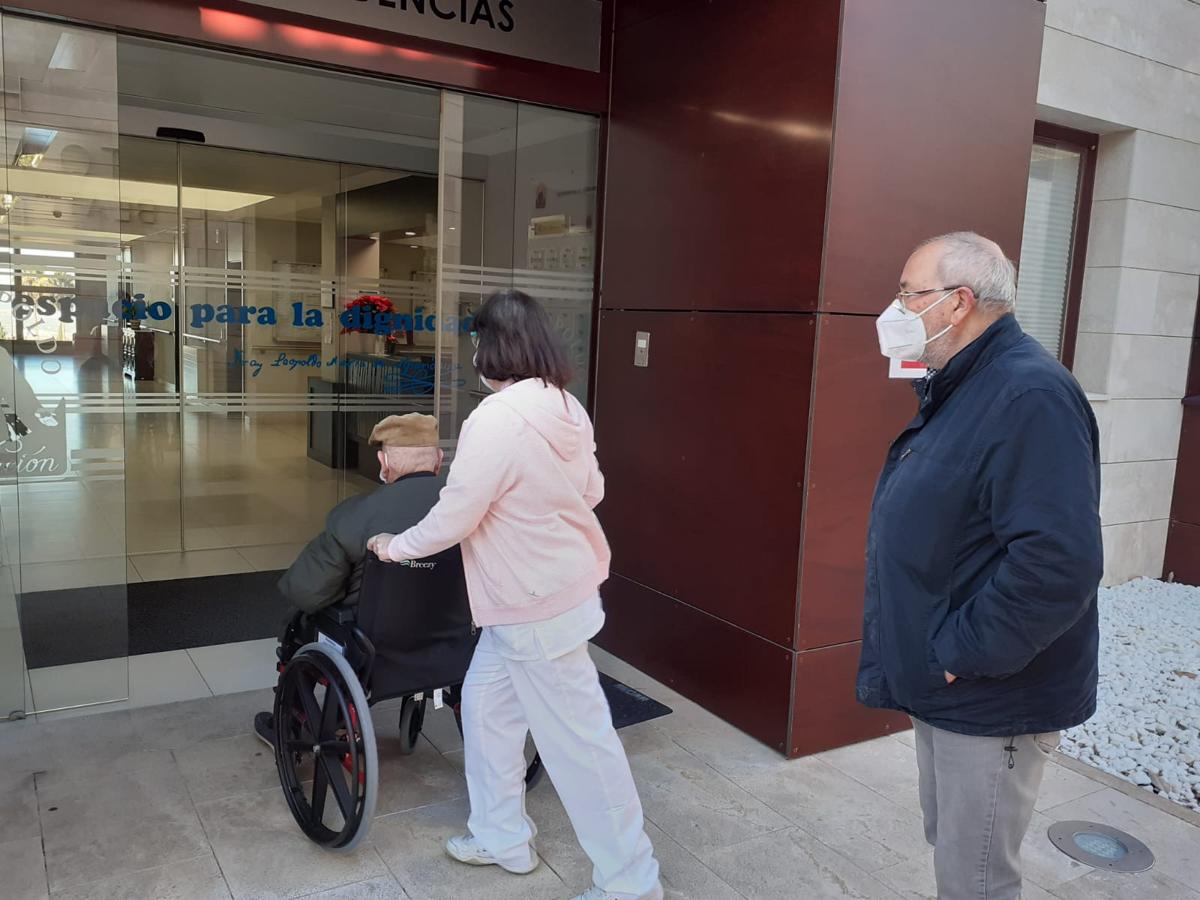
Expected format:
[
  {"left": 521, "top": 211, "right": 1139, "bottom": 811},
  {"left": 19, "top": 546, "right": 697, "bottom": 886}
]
[{"left": 914, "top": 314, "right": 1024, "bottom": 416}]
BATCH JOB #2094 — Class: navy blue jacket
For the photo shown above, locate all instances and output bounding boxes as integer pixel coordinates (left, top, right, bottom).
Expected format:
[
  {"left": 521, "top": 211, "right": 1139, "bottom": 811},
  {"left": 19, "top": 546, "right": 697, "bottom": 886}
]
[{"left": 857, "top": 314, "right": 1102, "bottom": 737}]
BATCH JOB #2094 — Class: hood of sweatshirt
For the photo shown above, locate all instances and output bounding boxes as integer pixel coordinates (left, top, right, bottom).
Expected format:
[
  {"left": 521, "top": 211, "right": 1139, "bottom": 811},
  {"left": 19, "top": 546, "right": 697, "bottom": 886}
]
[{"left": 487, "top": 378, "right": 586, "bottom": 461}]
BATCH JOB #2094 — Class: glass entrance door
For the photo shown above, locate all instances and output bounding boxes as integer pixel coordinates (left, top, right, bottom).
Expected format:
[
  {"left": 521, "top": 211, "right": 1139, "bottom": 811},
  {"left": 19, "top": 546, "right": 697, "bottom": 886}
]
[
  {"left": 119, "top": 142, "right": 444, "bottom": 562},
  {"left": 1, "top": 14, "right": 129, "bottom": 715},
  {"left": 0, "top": 20, "right": 600, "bottom": 723}
]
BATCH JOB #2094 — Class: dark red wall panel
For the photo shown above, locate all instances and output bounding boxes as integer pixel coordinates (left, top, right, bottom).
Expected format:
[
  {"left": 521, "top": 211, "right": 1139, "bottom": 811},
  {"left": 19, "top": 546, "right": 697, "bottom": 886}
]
[
  {"left": 614, "top": 0, "right": 683, "bottom": 31},
  {"left": 594, "top": 310, "right": 814, "bottom": 646},
  {"left": 596, "top": 573, "right": 794, "bottom": 752},
  {"left": 788, "top": 641, "right": 910, "bottom": 756},
  {"left": 601, "top": 0, "right": 840, "bottom": 312},
  {"left": 1164, "top": 522, "right": 1200, "bottom": 586},
  {"left": 796, "top": 314, "right": 917, "bottom": 650},
  {"left": 821, "top": 0, "right": 1046, "bottom": 314},
  {"left": 1169, "top": 408, "right": 1200, "bottom": 527},
  {"left": 1164, "top": 290, "right": 1199, "bottom": 583}
]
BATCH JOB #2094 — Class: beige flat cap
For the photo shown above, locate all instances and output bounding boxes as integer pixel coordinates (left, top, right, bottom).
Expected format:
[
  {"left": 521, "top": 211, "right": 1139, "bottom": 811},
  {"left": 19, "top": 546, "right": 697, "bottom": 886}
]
[{"left": 369, "top": 413, "right": 439, "bottom": 447}]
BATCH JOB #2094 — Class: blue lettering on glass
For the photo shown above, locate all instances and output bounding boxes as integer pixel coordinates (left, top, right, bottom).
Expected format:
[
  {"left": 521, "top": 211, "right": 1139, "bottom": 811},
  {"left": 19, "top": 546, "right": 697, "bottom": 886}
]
[{"left": 119, "top": 297, "right": 473, "bottom": 335}]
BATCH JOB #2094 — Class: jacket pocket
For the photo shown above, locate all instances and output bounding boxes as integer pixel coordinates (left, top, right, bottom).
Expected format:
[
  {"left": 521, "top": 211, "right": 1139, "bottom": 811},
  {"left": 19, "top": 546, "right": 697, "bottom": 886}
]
[{"left": 925, "top": 605, "right": 953, "bottom": 683}]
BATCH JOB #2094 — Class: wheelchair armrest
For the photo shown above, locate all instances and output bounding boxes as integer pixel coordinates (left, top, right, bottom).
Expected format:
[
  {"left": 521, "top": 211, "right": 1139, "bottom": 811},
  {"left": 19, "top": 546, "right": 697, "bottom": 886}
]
[{"left": 314, "top": 604, "right": 357, "bottom": 628}]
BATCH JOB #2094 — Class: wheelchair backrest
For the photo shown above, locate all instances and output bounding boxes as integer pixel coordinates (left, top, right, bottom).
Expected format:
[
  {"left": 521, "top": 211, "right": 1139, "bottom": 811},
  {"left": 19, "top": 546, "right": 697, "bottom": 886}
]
[{"left": 354, "top": 546, "right": 473, "bottom": 657}]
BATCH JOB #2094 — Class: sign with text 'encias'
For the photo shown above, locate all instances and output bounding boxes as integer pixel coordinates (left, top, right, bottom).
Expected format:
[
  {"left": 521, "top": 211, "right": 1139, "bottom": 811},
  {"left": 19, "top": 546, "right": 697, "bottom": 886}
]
[{"left": 242, "top": 0, "right": 602, "bottom": 71}]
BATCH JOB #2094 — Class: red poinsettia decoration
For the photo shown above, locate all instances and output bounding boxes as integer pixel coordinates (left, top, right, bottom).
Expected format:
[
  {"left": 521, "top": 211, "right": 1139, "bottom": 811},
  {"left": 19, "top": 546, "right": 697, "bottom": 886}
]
[{"left": 340, "top": 294, "right": 395, "bottom": 334}]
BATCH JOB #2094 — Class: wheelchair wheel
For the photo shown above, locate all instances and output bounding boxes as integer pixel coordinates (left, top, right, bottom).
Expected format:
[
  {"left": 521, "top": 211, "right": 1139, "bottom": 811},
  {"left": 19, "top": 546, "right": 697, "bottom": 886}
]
[
  {"left": 397, "top": 696, "right": 426, "bottom": 755},
  {"left": 451, "top": 701, "right": 545, "bottom": 790},
  {"left": 274, "top": 642, "right": 378, "bottom": 852}
]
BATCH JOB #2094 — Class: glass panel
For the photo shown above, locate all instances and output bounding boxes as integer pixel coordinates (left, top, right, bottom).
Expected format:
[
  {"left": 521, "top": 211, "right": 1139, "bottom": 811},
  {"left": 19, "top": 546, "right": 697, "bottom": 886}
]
[
  {"left": 119, "top": 136, "right": 181, "bottom": 554},
  {"left": 512, "top": 104, "right": 599, "bottom": 405},
  {"left": 178, "top": 145, "right": 347, "bottom": 549},
  {"left": 438, "top": 94, "right": 600, "bottom": 447},
  {"left": 439, "top": 94, "right": 519, "bottom": 438},
  {"left": 336, "top": 164, "right": 441, "bottom": 491},
  {"left": 1016, "top": 142, "right": 1083, "bottom": 358},
  {"left": 2, "top": 16, "right": 128, "bottom": 714},
  {"left": 0, "top": 12, "right": 22, "bottom": 718}
]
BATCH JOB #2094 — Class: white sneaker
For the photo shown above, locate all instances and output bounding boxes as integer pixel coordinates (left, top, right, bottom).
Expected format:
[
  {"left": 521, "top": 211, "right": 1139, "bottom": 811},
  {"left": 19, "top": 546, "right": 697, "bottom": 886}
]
[
  {"left": 570, "top": 884, "right": 664, "bottom": 900},
  {"left": 444, "top": 834, "right": 539, "bottom": 875}
]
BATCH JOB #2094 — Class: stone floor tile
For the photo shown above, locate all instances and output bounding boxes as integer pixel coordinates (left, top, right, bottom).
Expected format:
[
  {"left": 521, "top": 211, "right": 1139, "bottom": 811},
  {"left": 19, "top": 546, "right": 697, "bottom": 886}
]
[
  {"left": 50, "top": 853, "right": 232, "bottom": 900},
  {"left": 371, "top": 798, "right": 567, "bottom": 900},
  {"left": 187, "top": 640, "right": 279, "bottom": 696},
  {"left": 373, "top": 735, "right": 467, "bottom": 818},
  {"left": 131, "top": 688, "right": 274, "bottom": 752},
  {"left": 175, "top": 733, "right": 281, "bottom": 803},
  {"left": 196, "top": 786, "right": 388, "bottom": 900},
  {"left": 0, "top": 717, "right": 45, "bottom": 776},
  {"left": 0, "top": 771, "right": 41, "bottom": 844},
  {"left": 1035, "top": 760, "right": 1107, "bottom": 813},
  {"left": 705, "top": 826, "right": 902, "bottom": 899},
  {"left": 0, "top": 835, "right": 49, "bottom": 900},
  {"left": 651, "top": 704, "right": 787, "bottom": 780},
  {"left": 1041, "top": 787, "right": 1200, "bottom": 886},
  {"left": 817, "top": 735, "right": 923, "bottom": 815},
  {"left": 1049, "top": 867, "right": 1200, "bottom": 900},
  {"left": 733, "top": 755, "right": 929, "bottom": 872},
  {"left": 37, "top": 752, "right": 210, "bottom": 893},
  {"left": 405, "top": 704, "right": 462, "bottom": 755},
  {"left": 35, "top": 710, "right": 150, "bottom": 780},
  {"left": 630, "top": 744, "right": 790, "bottom": 857},
  {"left": 873, "top": 850, "right": 1057, "bottom": 900},
  {"left": 1020, "top": 811, "right": 1094, "bottom": 890},
  {"left": 294, "top": 875, "right": 409, "bottom": 899},
  {"left": 525, "top": 784, "right": 741, "bottom": 900}
]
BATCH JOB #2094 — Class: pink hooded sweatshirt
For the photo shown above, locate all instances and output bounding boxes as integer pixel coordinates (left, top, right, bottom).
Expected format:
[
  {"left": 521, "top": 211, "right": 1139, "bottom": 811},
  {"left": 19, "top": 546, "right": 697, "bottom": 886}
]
[{"left": 385, "top": 378, "right": 610, "bottom": 627}]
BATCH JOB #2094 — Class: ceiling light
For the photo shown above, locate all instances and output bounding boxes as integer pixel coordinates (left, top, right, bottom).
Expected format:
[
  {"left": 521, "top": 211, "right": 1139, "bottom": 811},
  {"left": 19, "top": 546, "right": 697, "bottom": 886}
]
[
  {"left": 13, "top": 128, "right": 57, "bottom": 169},
  {"left": 409, "top": 245, "right": 420, "bottom": 249},
  {"left": 6, "top": 170, "right": 273, "bottom": 213},
  {"left": 404, "top": 230, "right": 416, "bottom": 236}
]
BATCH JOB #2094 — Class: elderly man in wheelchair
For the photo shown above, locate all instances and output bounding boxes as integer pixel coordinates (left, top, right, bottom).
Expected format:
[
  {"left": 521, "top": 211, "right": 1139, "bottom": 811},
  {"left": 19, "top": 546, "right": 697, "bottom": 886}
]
[{"left": 259, "top": 413, "right": 541, "bottom": 851}]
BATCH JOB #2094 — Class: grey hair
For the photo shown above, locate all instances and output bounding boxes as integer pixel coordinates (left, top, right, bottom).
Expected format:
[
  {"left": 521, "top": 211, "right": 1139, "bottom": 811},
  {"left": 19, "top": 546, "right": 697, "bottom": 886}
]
[
  {"left": 382, "top": 445, "right": 441, "bottom": 471},
  {"left": 918, "top": 231, "right": 1017, "bottom": 313}
]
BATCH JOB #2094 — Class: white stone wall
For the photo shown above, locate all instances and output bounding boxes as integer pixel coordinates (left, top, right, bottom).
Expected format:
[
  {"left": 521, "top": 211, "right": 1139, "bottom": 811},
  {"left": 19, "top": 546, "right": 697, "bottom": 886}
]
[{"left": 1037, "top": 0, "right": 1200, "bottom": 585}]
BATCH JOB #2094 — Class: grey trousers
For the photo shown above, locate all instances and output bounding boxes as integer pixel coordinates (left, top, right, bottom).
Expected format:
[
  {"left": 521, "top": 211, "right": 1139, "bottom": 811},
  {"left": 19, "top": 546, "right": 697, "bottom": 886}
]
[{"left": 911, "top": 718, "right": 1059, "bottom": 900}]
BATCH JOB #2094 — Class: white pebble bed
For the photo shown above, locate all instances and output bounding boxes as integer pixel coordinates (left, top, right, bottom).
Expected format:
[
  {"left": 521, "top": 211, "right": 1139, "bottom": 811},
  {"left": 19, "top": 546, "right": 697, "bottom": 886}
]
[{"left": 1061, "top": 578, "right": 1200, "bottom": 812}]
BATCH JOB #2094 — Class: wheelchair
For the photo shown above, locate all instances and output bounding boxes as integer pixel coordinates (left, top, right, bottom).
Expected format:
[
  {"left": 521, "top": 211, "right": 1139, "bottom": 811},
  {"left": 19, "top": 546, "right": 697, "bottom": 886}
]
[{"left": 270, "top": 546, "right": 544, "bottom": 852}]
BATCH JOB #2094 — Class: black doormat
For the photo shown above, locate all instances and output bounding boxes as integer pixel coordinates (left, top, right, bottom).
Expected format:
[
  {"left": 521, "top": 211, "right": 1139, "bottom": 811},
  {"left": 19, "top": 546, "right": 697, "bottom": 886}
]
[
  {"left": 600, "top": 672, "right": 672, "bottom": 729},
  {"left": 20, "top": 573, "right": 671, "bottom": 730},
  {"left": 19, "top": 570, "right": 291, "bottom": 669}
]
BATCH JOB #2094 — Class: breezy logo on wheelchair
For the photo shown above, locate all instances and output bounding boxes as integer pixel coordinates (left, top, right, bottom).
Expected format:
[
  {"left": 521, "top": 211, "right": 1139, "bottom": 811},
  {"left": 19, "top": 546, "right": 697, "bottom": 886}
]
[{"left": 399, "top": 560, "right": 436, "bottom": 569}]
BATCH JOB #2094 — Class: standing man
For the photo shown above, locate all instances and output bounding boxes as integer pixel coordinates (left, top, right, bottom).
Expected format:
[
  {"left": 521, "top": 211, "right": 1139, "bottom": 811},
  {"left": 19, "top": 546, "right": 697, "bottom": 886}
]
[{"left": 857, "top": 232, "right": 1102, "bottom": 900}]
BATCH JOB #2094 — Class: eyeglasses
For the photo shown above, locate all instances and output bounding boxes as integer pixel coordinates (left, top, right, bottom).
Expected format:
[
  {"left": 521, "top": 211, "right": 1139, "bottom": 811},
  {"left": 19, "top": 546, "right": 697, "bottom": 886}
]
[{"left": 894, "top": 286, "right": 963, "bottom": 310}]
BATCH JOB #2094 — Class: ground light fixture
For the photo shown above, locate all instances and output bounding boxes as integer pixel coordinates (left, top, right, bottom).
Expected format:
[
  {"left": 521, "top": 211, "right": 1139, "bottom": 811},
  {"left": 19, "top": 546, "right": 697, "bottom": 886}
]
[{"left": 1047, "top": 821, "right": 1154, "bottom": 873}]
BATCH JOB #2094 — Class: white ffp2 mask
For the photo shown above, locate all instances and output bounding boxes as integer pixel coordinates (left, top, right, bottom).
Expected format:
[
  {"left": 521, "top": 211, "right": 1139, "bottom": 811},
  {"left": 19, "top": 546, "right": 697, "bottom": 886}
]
[{"left": 875, "top": 290, "right": 956, "bottom": 362}]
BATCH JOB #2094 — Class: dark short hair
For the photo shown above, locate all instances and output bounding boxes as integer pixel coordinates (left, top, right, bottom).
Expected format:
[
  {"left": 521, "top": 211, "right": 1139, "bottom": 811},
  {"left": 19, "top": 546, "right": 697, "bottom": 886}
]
[{"left": 472, "top": 290, "right": 573, "bottom": 390}]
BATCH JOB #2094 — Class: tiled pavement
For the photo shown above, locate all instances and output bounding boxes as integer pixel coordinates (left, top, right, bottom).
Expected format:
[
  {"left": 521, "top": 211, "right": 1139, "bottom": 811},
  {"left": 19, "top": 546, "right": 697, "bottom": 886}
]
[{"left": 2, "top": 647, "right": 1197, "bottom": 900}]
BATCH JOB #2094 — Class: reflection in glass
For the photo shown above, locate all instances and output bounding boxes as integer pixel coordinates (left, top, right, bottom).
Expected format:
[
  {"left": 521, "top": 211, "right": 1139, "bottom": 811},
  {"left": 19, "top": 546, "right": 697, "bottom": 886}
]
[{"left": 2, "top": 15, "right": 129, "bottom": 712}]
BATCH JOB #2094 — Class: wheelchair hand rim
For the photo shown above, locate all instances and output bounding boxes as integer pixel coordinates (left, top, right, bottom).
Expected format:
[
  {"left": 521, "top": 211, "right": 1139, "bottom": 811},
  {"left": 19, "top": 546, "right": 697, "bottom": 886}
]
[{"left": 274, "top": 641, "right": 378, "bottom": 851}]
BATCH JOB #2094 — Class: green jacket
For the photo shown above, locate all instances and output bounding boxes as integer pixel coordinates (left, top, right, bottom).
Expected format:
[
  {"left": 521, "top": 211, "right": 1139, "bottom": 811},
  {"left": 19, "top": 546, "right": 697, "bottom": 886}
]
[{"left": 278, "top": 471, "right": 448, "bottom": 614}]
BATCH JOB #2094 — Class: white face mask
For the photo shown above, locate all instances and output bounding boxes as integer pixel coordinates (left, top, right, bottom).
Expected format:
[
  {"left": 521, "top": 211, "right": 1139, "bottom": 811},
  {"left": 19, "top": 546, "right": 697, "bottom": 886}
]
[{"left": 875, "top": 290, "right": 957, "bottom": 362}]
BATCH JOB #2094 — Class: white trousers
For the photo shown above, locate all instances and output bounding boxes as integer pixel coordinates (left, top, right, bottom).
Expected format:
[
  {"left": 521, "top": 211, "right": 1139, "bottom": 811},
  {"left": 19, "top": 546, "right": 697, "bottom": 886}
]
[{"left": 462, "top": 628, "right": 661, "bottom": 898}]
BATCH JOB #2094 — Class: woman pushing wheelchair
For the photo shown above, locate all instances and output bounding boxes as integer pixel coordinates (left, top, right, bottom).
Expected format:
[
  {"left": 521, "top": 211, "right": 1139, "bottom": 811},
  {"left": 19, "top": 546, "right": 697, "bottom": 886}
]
[{"left": 367, "top": 290, "right": 662, "bottom": 900}]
